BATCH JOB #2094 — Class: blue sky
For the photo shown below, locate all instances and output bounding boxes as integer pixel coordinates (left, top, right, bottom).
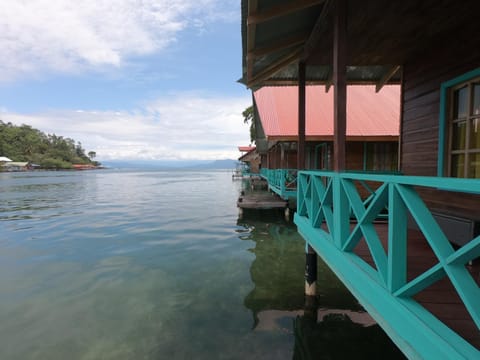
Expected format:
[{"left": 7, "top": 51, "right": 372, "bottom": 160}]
[{"left": 0, "top": 0, "right": 251, "bottom": 161}]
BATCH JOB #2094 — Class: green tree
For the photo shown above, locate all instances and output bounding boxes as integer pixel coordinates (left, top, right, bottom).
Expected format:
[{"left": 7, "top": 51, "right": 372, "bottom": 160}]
[
  {"left": 88, "top": 151, "right": 96, "bottom": 160},
  {"left": 242, "top": 105, "right": 256, "bottom": 143},
  {"left": 0, "top": 121, "right": 100, "bottom": 169}
]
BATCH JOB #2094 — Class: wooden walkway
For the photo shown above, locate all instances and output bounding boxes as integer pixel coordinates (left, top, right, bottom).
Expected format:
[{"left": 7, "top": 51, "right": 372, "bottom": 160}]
[
  {"left": 355, "top": 224, "right": 480, "bottom": 350},
  {"left": 237, "top": 191, "right": 287, "bottom": 210}
]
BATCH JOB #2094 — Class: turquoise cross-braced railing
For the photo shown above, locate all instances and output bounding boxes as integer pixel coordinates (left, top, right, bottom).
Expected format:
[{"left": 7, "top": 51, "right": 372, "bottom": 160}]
[
  {"left": 294, "top": 170, "right": 480, "bottom": 359},
  {"left": 260, "top": 167, "right": 269, "bottom": 180},
  {"left": 260, "top": 168, "right": 297, "bottom": 200}
]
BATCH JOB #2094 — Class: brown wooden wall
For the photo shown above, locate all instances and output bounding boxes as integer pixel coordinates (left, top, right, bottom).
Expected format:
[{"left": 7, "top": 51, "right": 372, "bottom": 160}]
[
  {"left": 345, "top": 142, "right": 364, "bottom": 170},
  {"left": 266, "top": 141, "right": 397, "bottom": 171},
  {"left": 401, "top": 28, "right": 480, "bottom": 217}
]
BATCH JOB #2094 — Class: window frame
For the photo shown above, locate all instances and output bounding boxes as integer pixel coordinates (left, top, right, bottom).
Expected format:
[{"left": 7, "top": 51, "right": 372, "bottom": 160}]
[
  {"left": 438, "top": 68, "right": 480, "bottom": 177},
  {"left": 364, "top": 141, "right": 398, "bottom": 172}
]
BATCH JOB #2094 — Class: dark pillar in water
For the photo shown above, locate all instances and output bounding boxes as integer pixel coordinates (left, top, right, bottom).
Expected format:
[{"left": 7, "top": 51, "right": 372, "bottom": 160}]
[{"left": 305, "top": 244, "right": 317, "bottom": 297}]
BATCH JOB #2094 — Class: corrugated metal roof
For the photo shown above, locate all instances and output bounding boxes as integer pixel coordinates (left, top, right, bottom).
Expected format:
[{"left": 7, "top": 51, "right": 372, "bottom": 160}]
[
  {"left": 254, "top": 85, "right": 400, "bottom": 139},
  {"left": 0, "top": 156, "right": 12, "bottom": 162},
  {"left": 4, "top": 162, "right": 28, "bottom": 167},
  {"left": 238, "top": 146, "right": 256, "bottom": 152}
]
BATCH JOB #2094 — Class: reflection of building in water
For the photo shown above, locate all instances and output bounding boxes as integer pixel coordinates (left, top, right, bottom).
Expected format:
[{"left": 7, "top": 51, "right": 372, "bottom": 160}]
[
  {"left": 238, "top": 212, "right": 363, "bottom": 326},
  {"left": 254, "top": 309, "right": 375, "bottom": 332},
  {"left": 237, "top": 212, "right": 405, "bottom": 358},
  {"left": 238, "top": 211, "right": 305, "bottom": 327}
]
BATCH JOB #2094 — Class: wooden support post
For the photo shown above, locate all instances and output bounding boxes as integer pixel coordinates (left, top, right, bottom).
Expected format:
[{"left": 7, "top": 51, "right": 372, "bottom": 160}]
[
  {"left": 305, "top": 244, "right": 317, "bottom": 296},
  {"left": 298, "top": 61, "right": 306, "bottom": 171},
  {"left": 281, "top": 143, "right": 285, "bottom": 166},
  {"left": 333, "top": 0, "right": 347, "bottom": 172}
]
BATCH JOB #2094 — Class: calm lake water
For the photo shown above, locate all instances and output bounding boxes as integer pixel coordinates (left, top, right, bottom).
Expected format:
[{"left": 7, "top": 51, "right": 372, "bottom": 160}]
[{"left": 0, "top": 169, "right": 404, "bottom": 359}]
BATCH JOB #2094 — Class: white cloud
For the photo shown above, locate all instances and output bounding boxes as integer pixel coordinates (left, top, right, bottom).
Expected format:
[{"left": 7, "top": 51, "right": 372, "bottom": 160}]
[
  {"left": 0, "top": 0, "right": 237, "bottom": 82},
  {"left": 1, "top": 92, "right": 252, "bottom": 161}
]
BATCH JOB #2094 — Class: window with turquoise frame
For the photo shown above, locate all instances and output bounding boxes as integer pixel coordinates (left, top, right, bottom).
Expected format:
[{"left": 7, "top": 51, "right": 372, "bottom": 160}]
[{"left": 439, "top": 68, "right": 480, "bottom": 178}]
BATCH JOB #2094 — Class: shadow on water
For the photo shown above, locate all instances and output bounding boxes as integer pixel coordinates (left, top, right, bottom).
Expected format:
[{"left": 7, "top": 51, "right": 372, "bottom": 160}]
[
  {"left": 293, "top": 311, "right": 405, "bottom": 360},
  {"left": 237, "top": 207, "right": 405, "bottom": 359}
]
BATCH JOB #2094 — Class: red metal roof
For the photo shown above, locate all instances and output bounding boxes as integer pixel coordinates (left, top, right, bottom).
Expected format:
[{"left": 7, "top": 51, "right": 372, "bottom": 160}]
[
  {"left": 238, "top": 146, "right": 256, "bottom": 152},
  {"left": 253, "top": 85, "right": 400, "bottom": 139}
]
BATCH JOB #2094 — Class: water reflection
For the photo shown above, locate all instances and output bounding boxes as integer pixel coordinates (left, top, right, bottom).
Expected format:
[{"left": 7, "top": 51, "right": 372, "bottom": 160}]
[
  {"left": 293, "top": 311, "right": 405, "bottom": 359},
  {"left": 237, "top": 208, "right": 405, "bottom": 359}
]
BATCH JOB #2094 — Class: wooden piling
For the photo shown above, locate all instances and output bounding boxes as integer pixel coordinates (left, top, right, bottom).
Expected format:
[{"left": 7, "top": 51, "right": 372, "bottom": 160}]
[{"left": 305, "top": 244, "right": 317, "bottom": 297}]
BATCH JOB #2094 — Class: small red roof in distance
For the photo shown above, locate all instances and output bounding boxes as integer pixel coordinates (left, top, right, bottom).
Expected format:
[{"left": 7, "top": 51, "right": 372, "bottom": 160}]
[
  {"left": 254, "top": 85, "right": 400, "bottom": 138},
  {"left": 238, "top": 146, "right": 256, "bottom": 152}
]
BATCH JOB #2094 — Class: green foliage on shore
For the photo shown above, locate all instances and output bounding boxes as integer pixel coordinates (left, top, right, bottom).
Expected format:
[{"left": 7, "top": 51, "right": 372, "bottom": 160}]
[{"left": 0, "top": 120, "right": 99, "bottom": 169}]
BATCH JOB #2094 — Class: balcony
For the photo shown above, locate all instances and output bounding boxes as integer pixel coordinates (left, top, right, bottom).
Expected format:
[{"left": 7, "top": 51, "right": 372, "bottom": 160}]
[
  {"left": 260, "top": 168, "right": 297, "bottom": 200},
  {"left": 294, "top": 170, "right": 480, "bottom": 358}
]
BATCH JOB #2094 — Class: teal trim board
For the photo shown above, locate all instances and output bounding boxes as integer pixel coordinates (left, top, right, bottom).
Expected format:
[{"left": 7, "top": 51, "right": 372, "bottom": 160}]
[
  {"left": 294, "top": 170, "right": 480, "bottom": 359},
  {"left": 437, "top": 67, "right": 480, "bottom": 176},
  {"left": 261, "top": 168, "right": 297, "bottom": 200}
]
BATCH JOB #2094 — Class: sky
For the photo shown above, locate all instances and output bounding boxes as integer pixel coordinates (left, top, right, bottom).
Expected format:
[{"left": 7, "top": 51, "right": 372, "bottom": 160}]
[{"left": 0, "top": 0, "right": 252, "bottom": 161}]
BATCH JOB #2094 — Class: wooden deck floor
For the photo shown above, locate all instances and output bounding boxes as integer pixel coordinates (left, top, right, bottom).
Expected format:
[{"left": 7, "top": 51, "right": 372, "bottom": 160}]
[
  {"left": 237, "top": 191, "right": 288, "bottom": 209},
  {"left": 353, "top": 223, "right": 480, "bottom": 349}
]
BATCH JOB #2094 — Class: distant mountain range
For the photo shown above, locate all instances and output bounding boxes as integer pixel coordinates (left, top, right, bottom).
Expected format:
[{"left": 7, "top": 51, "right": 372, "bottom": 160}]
[{"left": 102, "top": 159, "right": 238, "bottom": 170}]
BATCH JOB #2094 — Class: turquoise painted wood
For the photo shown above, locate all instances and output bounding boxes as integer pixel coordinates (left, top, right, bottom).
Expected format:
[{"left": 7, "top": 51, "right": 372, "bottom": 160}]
[
  {"left": 437, "top": 67, "right": 480, "bottom": 176},
  {"left": 260, "top": 167, "right": 269, "bottom": 180},
  {"left": 260, "top": 168, "right": 297, "bottom": 200},
  {"left": 294, "top": 170, "right": 480, "bottom": 359}
]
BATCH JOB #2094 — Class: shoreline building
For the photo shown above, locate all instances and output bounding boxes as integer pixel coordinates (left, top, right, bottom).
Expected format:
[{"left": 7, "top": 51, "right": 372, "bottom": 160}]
[{"left": 240, "top": 1, "right": 480, "bottom": 358}]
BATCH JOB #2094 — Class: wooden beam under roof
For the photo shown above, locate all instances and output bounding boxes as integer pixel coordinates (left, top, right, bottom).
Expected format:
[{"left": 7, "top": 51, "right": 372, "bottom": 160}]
[
  {"left": 248, "top": 0, "right": 325, "bottom": 26},
  {"left": 304, "top": 0, "right": 332, "bottom": 60},
  {"left": 248, "top": 47, "right": 303, "bottom": 88},
  {"left": 376, "top": 65, "right": 401, "bottom": 92},
  {"left": 247, "top": 32, "right": 310, "bottom": 60},
  {"left": 246, "top": 0, "right": 258, "bottom": 82},
  {"left": 325, "top": 66, "right": 333, "bottom": 92}
]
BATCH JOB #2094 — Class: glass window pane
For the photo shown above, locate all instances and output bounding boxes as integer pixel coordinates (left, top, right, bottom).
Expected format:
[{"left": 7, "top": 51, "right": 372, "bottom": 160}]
[
  {"left": 453, "top": 86, "right": 468, "bottom": 119},
  {"left": 470, "top": 118, "right": 480, "bottom": 149},
  {"left": 473, "top": 84, "right": 480, "bottom": 116},
  {"left": 451, "top": 154, "right": 465, "bottom": 177},
  {"left": 468, "top": 153, "right": 480, "bottom": 178},
  {"left": 452, "top": 120, "right": 466, "bottom": 150}
]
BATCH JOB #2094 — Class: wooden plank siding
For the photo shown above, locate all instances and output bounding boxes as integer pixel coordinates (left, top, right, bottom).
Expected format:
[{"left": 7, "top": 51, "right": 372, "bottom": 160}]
[
  {"left": 401, "top": 28, "right": 480, "bottom": 216},
  {"left": 345, "top": 142, "right": 364, "bottom": 170},
  {"left": 266, "top": 141, "right": 397, "bottom": 171}
]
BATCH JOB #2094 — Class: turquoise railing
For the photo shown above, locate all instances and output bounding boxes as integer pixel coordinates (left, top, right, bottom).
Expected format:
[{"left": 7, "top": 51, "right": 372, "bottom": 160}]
[
  {"left": 260, "top": 167, "right": 269, "bottom": 180},
  {"left": 294, "top": 171, "right": 480, "bottom": 359},
  {"left": 260, "top": 168, "right": 297, "bottom": 199}
]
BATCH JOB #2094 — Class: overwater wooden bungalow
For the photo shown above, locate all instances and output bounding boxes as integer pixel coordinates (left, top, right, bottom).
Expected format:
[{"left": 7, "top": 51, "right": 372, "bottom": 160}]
[
  {"left": 238, "top": 145, "right": 261, "bottom": 174},
  {"left": 2, "top": 161, "right": 30, "bottom": 171},
  {"left": 254, "top": 85, "right": 399, "bottom": 200},
  {"left": 241, "top": 1, "right": 480, "bottom": 358}
]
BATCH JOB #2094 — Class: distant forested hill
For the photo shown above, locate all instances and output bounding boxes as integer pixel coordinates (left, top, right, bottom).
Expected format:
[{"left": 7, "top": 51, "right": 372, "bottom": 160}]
[{"left": 0, "top": 120, "right": 98, "bottom": 169}]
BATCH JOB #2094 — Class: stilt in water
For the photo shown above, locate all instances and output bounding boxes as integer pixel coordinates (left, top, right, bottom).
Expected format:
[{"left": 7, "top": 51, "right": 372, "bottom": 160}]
[
  {"left": 284, "top": 207, "right": 290, "bottom": 221},
  {"left": 238, "top": 206, "right": 243, "bottom": 219},
  {"left": 305, "top": 244, "right": 317, "bottom": 297}
]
